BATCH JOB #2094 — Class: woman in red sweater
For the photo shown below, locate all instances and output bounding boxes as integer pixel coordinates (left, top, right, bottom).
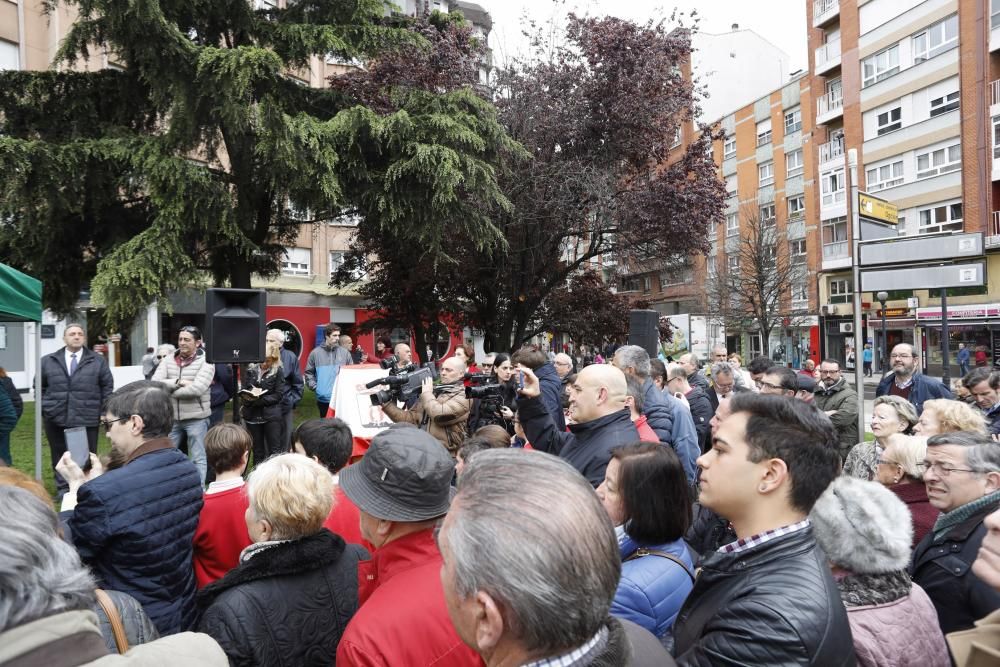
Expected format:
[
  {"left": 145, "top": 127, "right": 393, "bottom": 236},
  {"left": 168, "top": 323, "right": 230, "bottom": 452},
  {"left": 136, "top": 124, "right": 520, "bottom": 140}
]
[{"left": 876, "top": 434, "right": 938, "bottom": 548}]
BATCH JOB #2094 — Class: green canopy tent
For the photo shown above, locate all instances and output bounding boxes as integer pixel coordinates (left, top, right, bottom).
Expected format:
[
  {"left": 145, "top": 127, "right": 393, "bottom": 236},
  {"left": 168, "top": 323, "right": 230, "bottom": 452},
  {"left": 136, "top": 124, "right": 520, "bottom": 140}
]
[{"left": 0, "top": 263, "right": 43, "bottom": 479}]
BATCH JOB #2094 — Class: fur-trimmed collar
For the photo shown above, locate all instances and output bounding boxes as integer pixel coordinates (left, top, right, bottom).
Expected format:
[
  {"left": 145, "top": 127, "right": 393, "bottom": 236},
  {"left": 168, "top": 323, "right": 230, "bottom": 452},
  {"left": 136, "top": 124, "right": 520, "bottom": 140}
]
[
  {"left": 837, "top": 569, "right": 911, "bottom": 608},
  {"left": 198, "top": 529, "right": 346, "bottom": 607}
]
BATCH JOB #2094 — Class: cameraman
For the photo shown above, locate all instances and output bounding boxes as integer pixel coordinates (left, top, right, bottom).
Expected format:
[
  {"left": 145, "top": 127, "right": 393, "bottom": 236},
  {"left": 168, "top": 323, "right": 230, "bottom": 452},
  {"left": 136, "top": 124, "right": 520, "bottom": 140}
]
[
  {"left": 381, "top": 357, "right": 470, "bottom": 456},
  {"left": 467, "top": 353, "right": 518, "bottom": 435}
]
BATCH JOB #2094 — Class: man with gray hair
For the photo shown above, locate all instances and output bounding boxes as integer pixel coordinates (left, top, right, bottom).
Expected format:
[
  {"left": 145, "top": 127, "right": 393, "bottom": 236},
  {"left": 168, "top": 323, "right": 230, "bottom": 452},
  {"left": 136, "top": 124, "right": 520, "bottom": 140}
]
[
  {"left": 613, "top": 345, "right": 700, "bottom": 482},
  {"left": 910, "top": 430, "right": 1000, "bottom": 634},
  {"left": 0, "top": 486, "right": 227, "bottom": 664},
  {"left": 265, "top": 328, "right": 303, "bottom": 448},
  {"left": 705, "top": 361, "right": 748, "bottom": 415},
  {"left": 678, "top": 352, "right": 709, "bottom": 392},
  {"left": 55, "top": 380, "right": 204, "bottom": 635},
  {"left": 437, "top": 449, "right": 674, "bottom": 666}
]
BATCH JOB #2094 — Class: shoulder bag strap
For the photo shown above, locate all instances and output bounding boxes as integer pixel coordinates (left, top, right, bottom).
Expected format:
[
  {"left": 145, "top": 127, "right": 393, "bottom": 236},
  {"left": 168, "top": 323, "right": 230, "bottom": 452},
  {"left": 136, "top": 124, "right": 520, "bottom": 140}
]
[
  {"left": 625, "top": 548, "right": 696, "bottom": 583},
  {"left": 94, "top": 588, "right": 130, "bottom": 655}
]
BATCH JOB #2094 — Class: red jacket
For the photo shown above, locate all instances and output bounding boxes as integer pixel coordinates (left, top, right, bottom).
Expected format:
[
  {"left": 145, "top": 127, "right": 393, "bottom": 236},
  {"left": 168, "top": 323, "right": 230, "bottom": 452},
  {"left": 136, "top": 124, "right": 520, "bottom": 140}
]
[
  {"left": 192, "top": 484, "right": 253, "bottom": 588},
  {"left": 634, "top": 415, "right": 659, "bottom": 443},
  {"left": 891, "top": 480, "right": 939, "bottom": 548},
  {"left": 323, "top": 485, "right": 374, "bottom": 552},
  {"left": 336, "top": 528, "right": 481, "bottom": 666}
]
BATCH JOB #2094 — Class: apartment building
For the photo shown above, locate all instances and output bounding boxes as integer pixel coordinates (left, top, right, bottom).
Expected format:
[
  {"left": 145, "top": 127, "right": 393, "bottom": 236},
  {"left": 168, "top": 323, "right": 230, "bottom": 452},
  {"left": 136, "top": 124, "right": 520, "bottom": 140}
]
[
  {"left": 0, "top": 0, "right": 490, "bottom": 379},
  {"left": 809, "top": 0, "right": 1000, "bottom": 374}
]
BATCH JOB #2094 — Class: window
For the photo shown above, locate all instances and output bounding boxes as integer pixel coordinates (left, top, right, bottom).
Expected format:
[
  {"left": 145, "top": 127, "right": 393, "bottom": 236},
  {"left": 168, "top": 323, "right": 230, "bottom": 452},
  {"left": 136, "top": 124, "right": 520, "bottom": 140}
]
[
  {"left": 620, "top": 277, "right": 641, "bottom": 292},
  {"left": 862, "top": 45, "right": 899, "bottom": 88},
  {"left": 822, "top": 217, "right": 849, "bottom": 259},
  {"left": 821, "top": 168, "right": 845, "bottom": 206},
  {"left": 708, "top": 220, "right": 718, "bottom": 240},
  {"left": 876, "top": 107, "right": 902, "bottom": 136},
  {"left": 786, "top": 148, "right": 804, "bottom": 177},
  {"left": 994, "top": 0, "right": 1000, "bottom": 29},
  {"left": 759, "top": 161, "right": 774, "bottom": 186},
  {"left": 329, "top": 251, "right": 345, "bottom": 275},
  {"left": 643, "top": 276, "right": 652, "bottom": 293},
  {"left": 727, "top": 255, "right": 741, "bottom": 274},
  {"left": 830, "top": 278, "right": 853, "bottom": 303},
  {"left": 790, "top": 239, "right": 807, "bottom": 264},
  {"left": 930, "top": 91, "right": 960, "bottom": 117},
  {"left": 784, "top": 107, "right": 802, "bottom": 134},
  {"left": 724, "top": 134, "right": 737, "bottom": 159},
  {"left": 756, "top": 119, "right": 772, "bottom": 147},
  {"left": 788, "top": 195, "right": 805, "bottom": 219},
  {"left": 726, "top": 212, "right": 739, "bottom": 236},
  {"left": 994, "top": 116, "right": 1000, "bottom": 159},
  {"left": 918, "top": 202, "right": 963, "bottom": 234},
  {"left": 725, "top": 174, "right": 737, "bottom": 197},
  {"left": 760, "top": 204, "right": 776, "bottom": 227},
  {"left": 913, "top": 15, "right": 958, "bottom": 63},
  {"left": 0, "top": 40, "right": 17, "bottom": 71},
  {"left": 671, "top": 127, "right": 682, "bottom": 147},
  {"left": 916, "top": 142, "right": 961, "bottom": 179},
  {"left": 791, "top": 281, "right": 809, "bottom": 305},
  {"left": 866, "top": 160, "right": 904, "bottom": 191},
  {"left": 282, "top": 247, "right": 311, "bottom": 276}
]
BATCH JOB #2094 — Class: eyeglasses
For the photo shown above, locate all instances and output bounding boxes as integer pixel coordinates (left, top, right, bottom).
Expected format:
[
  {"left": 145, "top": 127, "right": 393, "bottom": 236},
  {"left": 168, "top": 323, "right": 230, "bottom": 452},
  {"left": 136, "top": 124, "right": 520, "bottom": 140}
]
[
  {"left": 819, "top": 370, "right": 840, "bottom": 375},
  {"left": 921, "top": 461, "right": 977, "bottom": 476},
  {"left": 890, "top": 353, "right": 913, "bottom": 359},
  {"left": 481, "top": 363, "right": 494, "bottom": 369},
  {"left": 758, "top": 380, "right": 786, "bottom": 392},
  {"left": 101, "top": 415, "right": 131, "bottom": 432},
  {"left": 156, "top": 355, "right": 165, "bottom": 360},
  {"left": 876, "top": 458, "right": 900, "bottom": 466}
]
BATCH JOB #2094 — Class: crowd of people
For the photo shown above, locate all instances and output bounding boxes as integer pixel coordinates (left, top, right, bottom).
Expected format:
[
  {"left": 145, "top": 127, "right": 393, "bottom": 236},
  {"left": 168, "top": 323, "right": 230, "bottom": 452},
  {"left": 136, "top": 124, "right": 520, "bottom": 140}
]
[{"left": 8, "top": 324, "right": 1000, "bottom": 665}]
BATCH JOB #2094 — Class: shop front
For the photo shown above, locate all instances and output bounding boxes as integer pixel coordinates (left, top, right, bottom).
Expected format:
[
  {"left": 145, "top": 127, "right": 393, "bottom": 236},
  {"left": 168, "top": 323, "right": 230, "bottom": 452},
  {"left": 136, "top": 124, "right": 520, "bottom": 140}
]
[
  {"left": 870, "top": 307, "right": 915, "bottom": 375},
  {"left": 916, "top": 303, "right": 1000, "bottom": 378}
]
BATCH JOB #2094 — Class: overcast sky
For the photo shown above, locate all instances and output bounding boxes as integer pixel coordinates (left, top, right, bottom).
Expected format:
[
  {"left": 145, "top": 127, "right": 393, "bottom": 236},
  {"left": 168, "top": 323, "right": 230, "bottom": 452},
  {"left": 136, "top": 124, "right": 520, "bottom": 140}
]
[{"left": 485, "top": 0, "right": 808, "bottom": 73}]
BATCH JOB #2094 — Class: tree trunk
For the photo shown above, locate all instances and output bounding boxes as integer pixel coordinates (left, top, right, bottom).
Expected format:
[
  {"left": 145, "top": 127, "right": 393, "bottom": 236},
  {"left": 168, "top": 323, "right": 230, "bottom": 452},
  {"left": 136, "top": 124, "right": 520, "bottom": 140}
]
[{"left": 229, "top": 262, "right": 252, "bottom": 289}]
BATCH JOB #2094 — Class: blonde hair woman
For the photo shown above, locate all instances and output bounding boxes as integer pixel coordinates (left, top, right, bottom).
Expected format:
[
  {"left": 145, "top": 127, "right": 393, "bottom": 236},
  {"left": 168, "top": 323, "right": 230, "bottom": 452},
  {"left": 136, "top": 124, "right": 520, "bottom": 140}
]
[
  {"left": 914, "top": 399, "right": 986, "bottom": 437},
  {"left": 198, "top": 454, "right": 367, "bottom": 665},
  {"left": 240, "top": 340, "right": 286, "bottom": 466},
  {"left": 843, "top": 395, "right": 918, "bottom": 481},
  {"left": 877, "top": 434, "right": 938, "bottom": 547}
]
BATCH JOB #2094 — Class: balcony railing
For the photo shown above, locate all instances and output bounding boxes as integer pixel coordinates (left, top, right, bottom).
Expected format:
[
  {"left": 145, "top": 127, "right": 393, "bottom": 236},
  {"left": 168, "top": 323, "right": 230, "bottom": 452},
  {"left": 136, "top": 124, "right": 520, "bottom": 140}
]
[
  {"left": 818, "top": 137, "right": 845, "bottom": 164},
  {"left": 815, "top": 40, "right": 841, "bottom": 69},
  {"left": 987, "top": 212, "right": 1000, "bottom": 249},
  {"left": 822, "top": 241, "right": 849, "bottom": 260},
  {"left": 814, "top": 0, "right": 840, "bottom": 24},
  {"left": 817, "top": 89, "right": 844, "bottom": 118},
  {"left": 992, "top": 79, "right": 1000, "bottom": 107}
]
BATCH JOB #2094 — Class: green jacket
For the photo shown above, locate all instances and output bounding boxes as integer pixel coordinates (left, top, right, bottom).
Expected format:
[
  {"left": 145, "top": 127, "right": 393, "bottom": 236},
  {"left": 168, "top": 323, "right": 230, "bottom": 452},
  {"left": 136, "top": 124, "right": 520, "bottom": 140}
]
[{"left": 813, "top": 378, "right": 859, "bottom": 457}]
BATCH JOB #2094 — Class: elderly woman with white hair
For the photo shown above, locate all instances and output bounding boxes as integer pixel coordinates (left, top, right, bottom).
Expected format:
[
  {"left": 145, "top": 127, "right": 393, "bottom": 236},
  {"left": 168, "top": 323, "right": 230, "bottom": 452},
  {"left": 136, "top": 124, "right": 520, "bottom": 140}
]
[
  {"left": 0, "top": 486, "right": 226, "bottom": 665},
  {"left": 810, "top": 476, "right": 950, "bottom": 666},
  {"left": 197, "top": 453, "right": 368, "bottom": 666}
]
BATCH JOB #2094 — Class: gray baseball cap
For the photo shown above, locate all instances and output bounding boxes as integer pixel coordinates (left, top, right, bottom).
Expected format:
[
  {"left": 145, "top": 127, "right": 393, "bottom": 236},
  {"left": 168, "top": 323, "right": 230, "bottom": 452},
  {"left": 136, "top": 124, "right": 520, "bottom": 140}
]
[{"left": 339, "top": 424, "right": 455, "bottom": 522}]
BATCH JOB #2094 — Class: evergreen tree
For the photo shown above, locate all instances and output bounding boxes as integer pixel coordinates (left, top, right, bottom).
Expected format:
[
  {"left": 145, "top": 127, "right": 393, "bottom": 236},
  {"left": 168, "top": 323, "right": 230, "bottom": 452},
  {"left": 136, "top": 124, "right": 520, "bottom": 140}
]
[{"left": 0, "top": 0, "right": 513, "bottom": 324}]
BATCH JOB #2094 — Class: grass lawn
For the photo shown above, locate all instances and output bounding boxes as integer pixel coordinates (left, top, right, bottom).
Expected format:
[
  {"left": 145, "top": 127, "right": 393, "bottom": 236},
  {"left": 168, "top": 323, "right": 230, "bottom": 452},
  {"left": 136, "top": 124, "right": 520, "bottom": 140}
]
[{"left": 9, "top": 389, "right": 322, "bottom": 497}]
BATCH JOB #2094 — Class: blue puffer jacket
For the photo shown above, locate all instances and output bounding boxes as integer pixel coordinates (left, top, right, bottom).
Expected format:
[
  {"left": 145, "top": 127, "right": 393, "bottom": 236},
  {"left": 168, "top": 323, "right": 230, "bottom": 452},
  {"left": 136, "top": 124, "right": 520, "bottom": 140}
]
[
  {"left": 63, "top": 439, "right": 204, "bottom": 635},
  {"left": 875, "top": 373, "right": 952, "bottom": 414},
  {"left": 611, "top": 529, "right": 695, "bottom": 642}
]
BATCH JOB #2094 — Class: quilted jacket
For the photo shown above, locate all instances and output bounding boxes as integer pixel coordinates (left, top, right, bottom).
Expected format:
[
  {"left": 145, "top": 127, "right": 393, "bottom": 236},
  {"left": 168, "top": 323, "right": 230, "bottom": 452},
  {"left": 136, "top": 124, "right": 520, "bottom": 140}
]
[
  {"left": 153, "top": 348, "right": 215, "bottom": 421},
  {"left": 642, "top": 379, "right": 700, "bottom": 482},
  {"left": 611, "top": 532, "right": 695, "bottom": 642},
  {"left": 672, "top": 526, "right": 855, "bottom": 666},
  {"left": 844, "top": 580, "right": 950, "bottom": 667},
  {"left": 198, "top": 530, "right": 367, "bottom": 666},
  {"left": 62, "top": 439, "right": 204, "bottom": 635},
  {"left": 40, "top": 347, "right": 114, "bottom": 427}
]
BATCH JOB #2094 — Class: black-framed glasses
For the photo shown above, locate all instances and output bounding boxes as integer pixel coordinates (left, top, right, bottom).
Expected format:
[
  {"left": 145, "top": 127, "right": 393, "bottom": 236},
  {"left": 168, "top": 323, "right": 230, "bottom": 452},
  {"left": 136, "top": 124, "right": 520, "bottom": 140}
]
[
  {"left": 101, "top": 415, "right": 131, "bottom": 432},
  {"left": 876, "top": 458, "right": 900, "bottom": 466}
]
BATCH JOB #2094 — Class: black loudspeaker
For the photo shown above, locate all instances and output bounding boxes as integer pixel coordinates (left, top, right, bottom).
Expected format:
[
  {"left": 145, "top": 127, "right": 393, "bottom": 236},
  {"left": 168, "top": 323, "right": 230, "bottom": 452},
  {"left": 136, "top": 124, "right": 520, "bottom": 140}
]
[
  {"left": 204, "top": 288, "right": 267, "bottom": 364},
  {"left": 628, "top": 309, "right": 660, "bottom": 358}
]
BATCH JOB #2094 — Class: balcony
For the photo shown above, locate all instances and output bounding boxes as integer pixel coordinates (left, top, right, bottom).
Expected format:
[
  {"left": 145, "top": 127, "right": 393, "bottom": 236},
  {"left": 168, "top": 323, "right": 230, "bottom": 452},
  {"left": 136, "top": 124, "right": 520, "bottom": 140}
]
[
  {"left": 814, "top": 40, "right": 841, "bottom": 75},
  {"left": 816, "top": 89, "right": 844, "bottom": 125},
  {"left": 988, "top": 212, "right": 1000, "bottom": 249},
  {"left": 818, "top": 137, "right": 845, "bottom": 169},
  {"left": 813, "top": 0, "right": 840, "bottom": 27}
]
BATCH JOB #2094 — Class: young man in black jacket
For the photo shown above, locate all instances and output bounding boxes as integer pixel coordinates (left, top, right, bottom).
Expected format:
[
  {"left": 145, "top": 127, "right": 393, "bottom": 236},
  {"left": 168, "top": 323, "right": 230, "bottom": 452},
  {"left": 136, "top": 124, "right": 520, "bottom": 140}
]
[{"left": 672, "top": 393, "right": 853, "bottom": 665}]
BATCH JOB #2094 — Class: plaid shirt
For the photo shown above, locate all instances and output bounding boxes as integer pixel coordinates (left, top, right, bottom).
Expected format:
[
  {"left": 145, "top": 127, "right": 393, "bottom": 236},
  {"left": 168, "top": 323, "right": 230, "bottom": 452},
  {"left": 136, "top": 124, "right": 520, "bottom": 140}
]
[
  {"left": 523, "top": 627, "right": 608, "bottom": 667},
  {"left": 718, "top": 519, "right": 811, "bottom": 554}
]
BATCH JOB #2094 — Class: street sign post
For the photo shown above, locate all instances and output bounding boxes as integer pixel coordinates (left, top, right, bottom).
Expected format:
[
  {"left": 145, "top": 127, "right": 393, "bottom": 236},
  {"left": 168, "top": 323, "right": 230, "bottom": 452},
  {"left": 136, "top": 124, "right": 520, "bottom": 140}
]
[{"left": 859, "top": 233, "right": 984, "bottom": 267}]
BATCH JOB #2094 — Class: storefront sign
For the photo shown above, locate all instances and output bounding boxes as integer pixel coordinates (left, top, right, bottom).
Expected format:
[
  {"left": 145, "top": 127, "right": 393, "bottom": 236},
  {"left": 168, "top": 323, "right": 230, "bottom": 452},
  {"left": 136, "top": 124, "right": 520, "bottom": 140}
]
[
  {"left": 859, "top": 192, "right": 898, "bottom": 225},
  {"left": 916, "top": 304, "right": 1000, "bottom": 320}
]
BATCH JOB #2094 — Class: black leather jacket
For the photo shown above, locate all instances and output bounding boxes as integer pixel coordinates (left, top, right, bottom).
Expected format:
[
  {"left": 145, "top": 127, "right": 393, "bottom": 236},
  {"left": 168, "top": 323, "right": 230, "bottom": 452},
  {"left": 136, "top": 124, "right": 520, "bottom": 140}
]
[{"left": 672, "top": 526, "right": 855, "bottom": 666}]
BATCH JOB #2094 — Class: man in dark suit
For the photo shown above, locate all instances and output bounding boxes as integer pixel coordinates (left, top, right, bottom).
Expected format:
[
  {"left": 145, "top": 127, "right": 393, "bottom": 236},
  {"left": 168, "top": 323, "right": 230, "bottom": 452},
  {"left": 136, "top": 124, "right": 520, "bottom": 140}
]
[
  {"left": 706, "top": 361, "right": 749, "bottom": 415},
  {"left": 39, "top": 323, "right": 114, "bottom": 495}
]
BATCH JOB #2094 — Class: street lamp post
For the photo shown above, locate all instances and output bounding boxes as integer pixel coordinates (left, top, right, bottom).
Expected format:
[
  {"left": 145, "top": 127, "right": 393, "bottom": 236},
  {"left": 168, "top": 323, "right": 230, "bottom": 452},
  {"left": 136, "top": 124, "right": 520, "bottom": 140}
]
[{"left": 877, "top": 291, "right": 888, "bottom": 376}]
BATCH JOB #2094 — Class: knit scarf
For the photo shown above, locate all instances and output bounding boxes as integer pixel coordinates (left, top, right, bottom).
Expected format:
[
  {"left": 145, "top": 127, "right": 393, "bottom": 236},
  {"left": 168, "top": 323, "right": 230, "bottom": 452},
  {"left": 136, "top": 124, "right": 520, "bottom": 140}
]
[
  {"left": 838, "top": 570, "right": 911, "bottom": 608},
  {"left": 933, "top": 489, "right": 1000, "bottom": 541}
]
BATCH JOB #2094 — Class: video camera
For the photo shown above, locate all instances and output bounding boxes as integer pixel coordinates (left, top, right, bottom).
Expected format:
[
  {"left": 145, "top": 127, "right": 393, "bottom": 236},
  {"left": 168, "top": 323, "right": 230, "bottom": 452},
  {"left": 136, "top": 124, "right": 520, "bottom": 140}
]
[
  {"left": 367, "top": 365, "right": 432, "bottom": 406},
  {"left": 464, "top": 372, "right": 505, "bottom": 414}
]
